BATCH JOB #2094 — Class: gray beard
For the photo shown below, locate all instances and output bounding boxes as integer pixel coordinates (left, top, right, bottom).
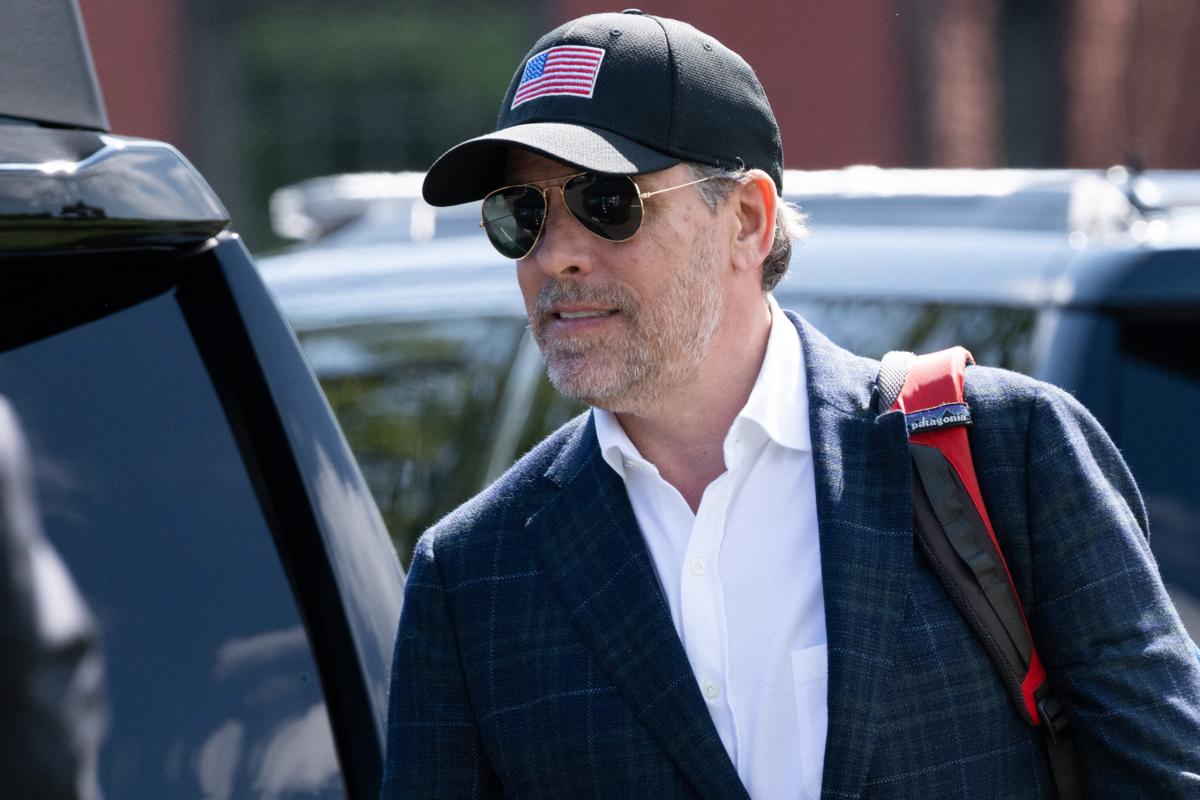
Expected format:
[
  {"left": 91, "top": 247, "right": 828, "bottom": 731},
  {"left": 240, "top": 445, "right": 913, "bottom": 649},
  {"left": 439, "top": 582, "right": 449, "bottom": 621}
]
[{"left": 531, "top": 238, "right": 724, "bottom": 415}]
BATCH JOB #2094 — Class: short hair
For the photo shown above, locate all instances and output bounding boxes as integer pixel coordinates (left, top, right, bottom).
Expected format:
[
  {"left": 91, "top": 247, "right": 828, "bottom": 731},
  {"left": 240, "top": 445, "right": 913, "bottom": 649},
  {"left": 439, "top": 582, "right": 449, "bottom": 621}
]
[{"left": 685, "top": 162, "right": 808, "bottom": 292}]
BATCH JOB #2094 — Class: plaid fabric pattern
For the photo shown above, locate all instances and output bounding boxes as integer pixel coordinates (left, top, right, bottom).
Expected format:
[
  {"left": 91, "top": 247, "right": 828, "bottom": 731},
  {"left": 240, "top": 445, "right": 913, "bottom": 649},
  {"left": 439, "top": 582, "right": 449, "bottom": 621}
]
[
  {"left": 381, "top": 419, "right": 738, "bottom": 799},
  {"left": 380, "top": 314, "right": 1200, "bottom": 799}
]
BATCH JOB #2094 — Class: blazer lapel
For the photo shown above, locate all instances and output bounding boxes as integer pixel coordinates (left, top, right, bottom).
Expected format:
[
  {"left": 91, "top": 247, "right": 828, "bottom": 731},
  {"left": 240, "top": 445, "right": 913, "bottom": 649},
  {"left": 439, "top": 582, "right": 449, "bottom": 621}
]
[
  {"left": 529, "top": 416, "right": 750, "bottom": 800},
  {"left": 789, "top": 315, "right": 915, "bottom": 799}
]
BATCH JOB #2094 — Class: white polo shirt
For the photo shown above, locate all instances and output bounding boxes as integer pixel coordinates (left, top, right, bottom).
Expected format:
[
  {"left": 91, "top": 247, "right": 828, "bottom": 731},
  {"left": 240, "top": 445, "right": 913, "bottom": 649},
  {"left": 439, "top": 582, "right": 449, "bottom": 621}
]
[{"left": 594, "top": 295, "right": 827, "bottom": 800}]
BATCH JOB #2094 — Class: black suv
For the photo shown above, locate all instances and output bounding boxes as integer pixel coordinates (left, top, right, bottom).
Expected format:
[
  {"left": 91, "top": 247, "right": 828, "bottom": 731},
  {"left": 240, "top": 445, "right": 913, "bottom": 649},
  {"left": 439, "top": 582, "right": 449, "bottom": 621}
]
[
  {"left": 1, "top": 2, "right": 402, "bottom": 797},
  {"left": 260, "top": 166, "right": 1200, "bottom": 640}
]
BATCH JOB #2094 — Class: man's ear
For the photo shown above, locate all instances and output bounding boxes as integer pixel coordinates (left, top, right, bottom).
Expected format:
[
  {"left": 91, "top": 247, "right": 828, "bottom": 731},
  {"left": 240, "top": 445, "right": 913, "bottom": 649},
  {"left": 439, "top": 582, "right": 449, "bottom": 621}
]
[{"left": 729, "top": 170, "right": 776, "bottom": 276}]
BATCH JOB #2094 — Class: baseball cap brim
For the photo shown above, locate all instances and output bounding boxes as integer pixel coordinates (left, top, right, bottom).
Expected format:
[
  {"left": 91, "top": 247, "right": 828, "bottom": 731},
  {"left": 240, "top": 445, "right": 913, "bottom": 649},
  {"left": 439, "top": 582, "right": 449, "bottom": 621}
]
[{"left": 421, "top": 122, "right": 680, "bottom": 207}]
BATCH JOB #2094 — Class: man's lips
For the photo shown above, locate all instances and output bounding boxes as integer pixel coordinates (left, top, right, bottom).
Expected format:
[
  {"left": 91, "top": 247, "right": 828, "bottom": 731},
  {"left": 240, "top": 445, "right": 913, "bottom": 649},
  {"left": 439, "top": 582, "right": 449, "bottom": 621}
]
[
  {"left": 554, "top": 308, "right": 618, "bottom": 320},
  {"left": 542, "top": 306, "right": 620, "bottom": 333}
]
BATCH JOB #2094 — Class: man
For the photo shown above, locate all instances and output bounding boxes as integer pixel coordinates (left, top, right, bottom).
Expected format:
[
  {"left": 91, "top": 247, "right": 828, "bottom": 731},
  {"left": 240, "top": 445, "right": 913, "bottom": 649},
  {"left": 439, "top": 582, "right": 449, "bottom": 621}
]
[{"left": 382, "top": 11, "right": 1200, "bottom": 799}]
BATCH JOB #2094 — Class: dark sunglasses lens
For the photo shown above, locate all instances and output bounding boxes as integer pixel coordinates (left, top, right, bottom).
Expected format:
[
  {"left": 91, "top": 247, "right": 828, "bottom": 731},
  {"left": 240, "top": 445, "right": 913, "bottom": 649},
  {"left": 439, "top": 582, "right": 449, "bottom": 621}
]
[
  {"left": 562, "top": 174, "right": 643, "bottom": 241},
  {"left": 482, "top": 186, "right": 545, "bottom": 258}
]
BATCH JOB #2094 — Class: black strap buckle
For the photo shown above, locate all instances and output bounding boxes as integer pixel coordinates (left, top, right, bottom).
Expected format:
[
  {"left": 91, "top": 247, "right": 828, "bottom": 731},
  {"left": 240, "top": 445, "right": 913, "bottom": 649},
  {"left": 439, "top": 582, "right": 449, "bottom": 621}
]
[{"left": 1036, "top": 695, "right": 1072, "bottom": 746}]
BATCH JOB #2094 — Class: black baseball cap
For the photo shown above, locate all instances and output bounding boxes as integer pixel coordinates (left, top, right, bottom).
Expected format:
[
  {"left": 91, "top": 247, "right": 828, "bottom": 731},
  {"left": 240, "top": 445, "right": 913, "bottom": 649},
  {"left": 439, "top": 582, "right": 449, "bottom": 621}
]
[{"left": 421, "top": 10, "right": 783, "bottom": 206}]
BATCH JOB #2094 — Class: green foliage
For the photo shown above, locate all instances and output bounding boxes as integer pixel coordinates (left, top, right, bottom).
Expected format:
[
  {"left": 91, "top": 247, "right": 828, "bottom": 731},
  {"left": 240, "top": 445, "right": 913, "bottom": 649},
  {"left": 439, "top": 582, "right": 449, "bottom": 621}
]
[
  {"left": 237, "top": 2, "right": 535, "bottom": 249},
  {"left": 242, "top": 5, "right": 524, "bottom": 96}
]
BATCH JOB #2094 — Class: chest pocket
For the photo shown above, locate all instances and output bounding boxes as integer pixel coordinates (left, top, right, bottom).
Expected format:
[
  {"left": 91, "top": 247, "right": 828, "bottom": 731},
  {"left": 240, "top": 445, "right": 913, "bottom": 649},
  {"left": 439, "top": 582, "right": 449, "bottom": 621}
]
[{"left": 791, "top": 643, "right": 829, "bottom": 799}]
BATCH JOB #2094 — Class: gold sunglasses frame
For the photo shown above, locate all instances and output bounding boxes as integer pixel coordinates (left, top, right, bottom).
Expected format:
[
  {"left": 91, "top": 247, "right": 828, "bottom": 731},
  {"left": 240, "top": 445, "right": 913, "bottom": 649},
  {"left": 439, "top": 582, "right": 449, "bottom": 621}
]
[{"left": 479, "top": 172, "right": 719, "bottom": 260}]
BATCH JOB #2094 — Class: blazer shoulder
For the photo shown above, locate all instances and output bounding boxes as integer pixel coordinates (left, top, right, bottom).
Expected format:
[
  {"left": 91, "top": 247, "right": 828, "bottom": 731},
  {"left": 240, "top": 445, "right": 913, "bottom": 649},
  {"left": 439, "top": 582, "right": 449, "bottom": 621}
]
[
  {"left": 964, "top": 363, "right": 1150, "bottom": 548},
  {"left": 963, "top": 363, "right": 1043, "bottom": 428},
  {"left": 965, "top": 364, "right": 1110, "bottom": 443},
  {"left": 965, "top": 362, "right": 1054, "bottom": 405}
]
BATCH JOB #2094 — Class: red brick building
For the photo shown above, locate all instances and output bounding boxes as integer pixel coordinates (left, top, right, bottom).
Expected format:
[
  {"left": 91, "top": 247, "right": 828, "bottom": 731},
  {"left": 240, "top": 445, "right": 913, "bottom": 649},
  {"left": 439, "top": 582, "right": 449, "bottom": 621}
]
[{"left": 78, "top": 0, "right": 1200, "bottom": 247}]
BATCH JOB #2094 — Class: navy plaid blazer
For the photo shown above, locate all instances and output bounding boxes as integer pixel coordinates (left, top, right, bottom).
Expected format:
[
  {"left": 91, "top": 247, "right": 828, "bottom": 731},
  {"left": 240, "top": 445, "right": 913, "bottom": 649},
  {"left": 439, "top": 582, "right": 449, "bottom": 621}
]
[{"left": 381, "top": 314, "right": 1200, "bottom": 799}]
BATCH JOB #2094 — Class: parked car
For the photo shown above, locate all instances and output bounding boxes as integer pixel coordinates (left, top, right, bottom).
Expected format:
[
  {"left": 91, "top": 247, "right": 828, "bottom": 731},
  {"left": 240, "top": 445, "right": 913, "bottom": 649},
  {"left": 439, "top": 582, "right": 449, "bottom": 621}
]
[
  {"left": 1, "top": 2, "right": 403, "bottom": 797},
  {"left": 259, "top": 165, "right": 1200, "bottom": 640}
]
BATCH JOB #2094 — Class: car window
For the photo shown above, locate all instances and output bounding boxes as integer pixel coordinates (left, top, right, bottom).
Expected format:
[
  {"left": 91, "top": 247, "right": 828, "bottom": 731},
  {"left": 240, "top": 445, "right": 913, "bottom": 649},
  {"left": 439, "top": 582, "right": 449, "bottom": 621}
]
[
  {"left": 0, "top": 261, "right": 341, "bottom": 799},
  {"left": 302, "top": 316, "right": 535, "bottom": 565},
  {"left": 1117, "top": 316, "right": 1200, "bottom": 636},
  {"left": 781, "top": 295, "right": 1038, "bottom": 373}
]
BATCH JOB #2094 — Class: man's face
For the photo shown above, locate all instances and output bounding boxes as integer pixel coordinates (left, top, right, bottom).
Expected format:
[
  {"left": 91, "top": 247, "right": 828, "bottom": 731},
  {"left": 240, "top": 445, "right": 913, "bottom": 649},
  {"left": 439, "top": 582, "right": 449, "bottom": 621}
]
[{"left": 506, "top": 150, "right": 729, "bottom": 414}]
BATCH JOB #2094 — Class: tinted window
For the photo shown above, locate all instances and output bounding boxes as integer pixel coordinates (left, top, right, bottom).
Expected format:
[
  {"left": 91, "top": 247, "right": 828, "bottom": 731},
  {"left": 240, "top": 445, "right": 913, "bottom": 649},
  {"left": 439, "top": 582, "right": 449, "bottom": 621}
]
[
  {"left": 1117, "top": 317, "right": 1200, "bottom": 638},
  {"left": 0, "top": 265, "right": 340, "bottom": 799}
]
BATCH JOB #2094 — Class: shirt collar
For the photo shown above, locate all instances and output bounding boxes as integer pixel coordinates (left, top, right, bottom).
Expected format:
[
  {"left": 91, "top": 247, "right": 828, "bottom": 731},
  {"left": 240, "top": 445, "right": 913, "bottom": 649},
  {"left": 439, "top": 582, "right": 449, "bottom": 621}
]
[
  {"left": 594, "top": 403, "right": 656, "bottom": 480},
  {"left": 734, "top": 294, "right": 810, "bottom": 454},
  {"left": 593, "top": 294, "right": 811, "bottom": 477}
]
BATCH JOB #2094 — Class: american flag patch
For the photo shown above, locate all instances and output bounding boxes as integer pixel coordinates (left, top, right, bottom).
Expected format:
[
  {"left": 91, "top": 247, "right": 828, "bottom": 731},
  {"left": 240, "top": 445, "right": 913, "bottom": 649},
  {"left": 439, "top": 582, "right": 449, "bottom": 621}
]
[{"left": 511, "top": 45, "right": 606, "bottom": 109}]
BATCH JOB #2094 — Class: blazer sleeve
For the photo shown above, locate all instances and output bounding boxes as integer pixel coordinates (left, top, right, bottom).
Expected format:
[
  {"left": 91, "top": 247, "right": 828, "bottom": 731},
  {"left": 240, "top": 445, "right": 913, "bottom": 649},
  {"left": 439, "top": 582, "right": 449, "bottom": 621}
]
[
  {"left": 380, "top": 533, "right": 501, "bottom": 799},
  {"left": 1022, "top": 383, "right": 1200, "bottom": 795}
]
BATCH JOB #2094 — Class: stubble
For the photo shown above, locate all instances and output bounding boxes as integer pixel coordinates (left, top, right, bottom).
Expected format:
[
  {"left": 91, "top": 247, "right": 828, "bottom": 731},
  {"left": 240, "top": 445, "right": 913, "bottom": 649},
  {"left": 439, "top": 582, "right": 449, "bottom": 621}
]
[{"left": 530, "top": 235, "right": 724, "bottom": 414}]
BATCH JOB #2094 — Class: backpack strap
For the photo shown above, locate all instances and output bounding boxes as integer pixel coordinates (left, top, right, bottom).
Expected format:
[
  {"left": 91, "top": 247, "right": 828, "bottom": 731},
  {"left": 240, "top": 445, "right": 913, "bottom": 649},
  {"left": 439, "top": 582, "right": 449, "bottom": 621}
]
[{"left": 879, "top": 347, "right": 1082, "bottom": 800}]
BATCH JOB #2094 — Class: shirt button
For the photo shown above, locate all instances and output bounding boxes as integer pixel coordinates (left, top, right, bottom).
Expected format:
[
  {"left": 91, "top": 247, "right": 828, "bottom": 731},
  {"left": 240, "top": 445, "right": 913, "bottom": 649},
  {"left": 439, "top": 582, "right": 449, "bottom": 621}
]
[
  {"left": 702, "top": 681, "right": 720, "bottom": 700},
  {"left": 690, "top": 558, "right": 706, "bottom": 575}
]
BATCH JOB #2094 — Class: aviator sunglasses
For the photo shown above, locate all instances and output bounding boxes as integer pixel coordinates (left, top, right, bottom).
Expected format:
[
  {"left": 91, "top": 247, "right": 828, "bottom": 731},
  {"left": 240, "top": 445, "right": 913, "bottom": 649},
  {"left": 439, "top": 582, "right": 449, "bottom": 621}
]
[{"left": 479, "top": 171, "right": 718, "bottom": 260}]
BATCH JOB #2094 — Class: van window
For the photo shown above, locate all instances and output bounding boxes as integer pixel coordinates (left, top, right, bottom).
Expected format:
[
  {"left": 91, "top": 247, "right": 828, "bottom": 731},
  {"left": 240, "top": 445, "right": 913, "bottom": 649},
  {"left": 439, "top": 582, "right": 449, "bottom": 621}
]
[
  {"left": 0, "top": 262, "right": 340, "bottom": 799},
  {"left": 1117, "top": 316, "right": 1200, "bottom": 637}
]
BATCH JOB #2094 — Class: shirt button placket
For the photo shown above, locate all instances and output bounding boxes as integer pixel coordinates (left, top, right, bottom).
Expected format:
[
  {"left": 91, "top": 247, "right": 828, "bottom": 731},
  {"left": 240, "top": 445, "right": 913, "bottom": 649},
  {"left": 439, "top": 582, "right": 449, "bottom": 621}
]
[{"left": 680, "top": 473, "right": 737, "bottom": 767}]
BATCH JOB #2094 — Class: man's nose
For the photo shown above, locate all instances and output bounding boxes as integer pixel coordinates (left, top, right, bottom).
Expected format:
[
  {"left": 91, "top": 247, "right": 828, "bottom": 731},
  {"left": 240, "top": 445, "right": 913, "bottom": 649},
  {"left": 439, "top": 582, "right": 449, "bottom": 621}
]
[{"left": 529, "top": 187, "right": 592, "bottom": 277}]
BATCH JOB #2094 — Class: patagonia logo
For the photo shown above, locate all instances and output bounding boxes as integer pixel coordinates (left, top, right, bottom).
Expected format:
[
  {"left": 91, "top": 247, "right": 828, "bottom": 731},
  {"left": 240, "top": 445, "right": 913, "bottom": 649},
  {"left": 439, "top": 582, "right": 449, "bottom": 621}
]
[{"left": 905, "top": 402, "right": 972, "bottom": 433}]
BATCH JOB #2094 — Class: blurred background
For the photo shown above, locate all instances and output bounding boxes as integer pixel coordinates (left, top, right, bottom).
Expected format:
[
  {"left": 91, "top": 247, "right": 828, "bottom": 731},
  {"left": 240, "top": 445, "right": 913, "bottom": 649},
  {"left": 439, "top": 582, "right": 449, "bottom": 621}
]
[
  {"left": 79, "top": 0, "right": 1200, "bottom": 252},
  {"left": 69, "top": 2, "right": 1200, "bottom": 635}
]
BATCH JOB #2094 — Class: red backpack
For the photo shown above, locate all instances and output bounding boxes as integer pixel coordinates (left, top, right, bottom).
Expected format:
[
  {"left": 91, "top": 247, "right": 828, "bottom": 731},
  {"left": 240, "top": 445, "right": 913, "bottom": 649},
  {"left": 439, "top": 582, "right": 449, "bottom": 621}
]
[{"left": 877, "top": 348, "right": 1082, "bottom": 800}]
